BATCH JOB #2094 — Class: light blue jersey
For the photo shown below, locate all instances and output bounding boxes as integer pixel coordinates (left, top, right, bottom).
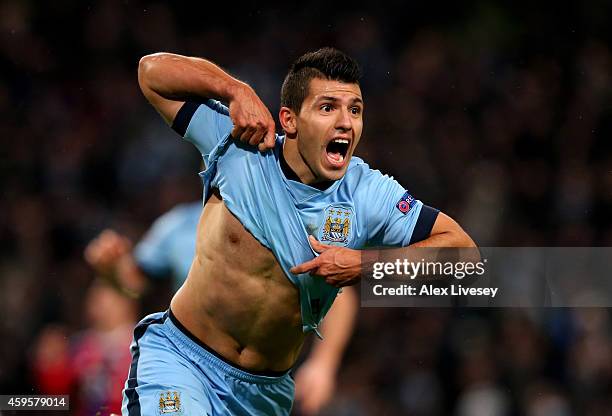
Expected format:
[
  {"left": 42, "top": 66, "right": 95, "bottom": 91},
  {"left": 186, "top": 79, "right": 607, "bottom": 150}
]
[
  {"left": 180, "top": 100, "right": 438, "bottom": 334},
  {"left": 123, "top": 100, "right": 439, "bottom": 416},
  {"left": 134, "top": 201, "right": 201, "bottom": 291}
]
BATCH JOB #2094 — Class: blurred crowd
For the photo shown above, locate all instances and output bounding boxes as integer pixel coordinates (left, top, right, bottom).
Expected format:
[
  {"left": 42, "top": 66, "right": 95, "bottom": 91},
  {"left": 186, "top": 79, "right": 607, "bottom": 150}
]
[{"left": 1, "top": 1, "right": 611, "bottom": 415}]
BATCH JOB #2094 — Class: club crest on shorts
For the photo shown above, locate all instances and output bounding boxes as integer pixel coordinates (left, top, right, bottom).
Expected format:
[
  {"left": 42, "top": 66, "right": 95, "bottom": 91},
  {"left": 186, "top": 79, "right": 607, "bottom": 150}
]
[
  {"left": 158, "top": 391, "right": 183, "bottom": 414},
  {"left": 396, "top": 191, "right": 415, "bottom": 214},
  {"left": 319, "top": 205, "right": 353, "bottom": 246}
]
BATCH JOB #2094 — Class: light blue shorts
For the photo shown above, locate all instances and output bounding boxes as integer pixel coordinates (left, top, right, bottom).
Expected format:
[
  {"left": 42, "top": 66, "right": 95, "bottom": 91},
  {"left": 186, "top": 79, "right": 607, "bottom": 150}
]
[{"left": 121, "top": 310, "right": 294, "bottom": 416}]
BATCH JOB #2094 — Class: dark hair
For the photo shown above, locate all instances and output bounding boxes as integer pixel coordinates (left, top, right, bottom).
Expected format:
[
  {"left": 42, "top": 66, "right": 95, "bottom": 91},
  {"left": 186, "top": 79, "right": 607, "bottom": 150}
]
[{"left": 280, "top": 47, "right": 361, "bottom": 113}]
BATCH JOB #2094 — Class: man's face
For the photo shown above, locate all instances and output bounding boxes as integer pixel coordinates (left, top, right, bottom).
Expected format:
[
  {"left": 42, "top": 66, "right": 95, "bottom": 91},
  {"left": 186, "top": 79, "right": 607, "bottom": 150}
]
[{"left": 294, "top": 77, "right": 363, "bottom": 182}]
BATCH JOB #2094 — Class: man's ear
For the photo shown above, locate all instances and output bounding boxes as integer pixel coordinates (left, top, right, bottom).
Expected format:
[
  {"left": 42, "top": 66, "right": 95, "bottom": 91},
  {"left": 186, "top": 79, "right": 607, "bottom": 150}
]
[{"left": 279, "top": 107, "right": 297, "bottom": 135}]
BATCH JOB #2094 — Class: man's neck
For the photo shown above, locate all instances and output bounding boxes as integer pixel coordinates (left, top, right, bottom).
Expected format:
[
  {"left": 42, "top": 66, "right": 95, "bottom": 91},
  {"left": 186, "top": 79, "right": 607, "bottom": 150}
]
[{"left": 281, "top": 139, "right": 334, "bottom": 191}]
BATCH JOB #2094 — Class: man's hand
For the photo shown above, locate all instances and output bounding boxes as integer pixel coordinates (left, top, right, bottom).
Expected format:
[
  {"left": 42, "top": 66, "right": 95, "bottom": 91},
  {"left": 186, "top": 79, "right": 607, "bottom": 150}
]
[
  {"left": 84, "top": 230, "right": 146, "bottom": 295},
  {"left": 290, "top": 236, "right": 361, "bottom": 287},
  {"left": 229, "top": 85, "right": 276, "bottom": 152},
  {"left": 294, "top": 357, "right": 336, "bottom": 415},
  {"left": 84, "top": 229, "right": 132, "bottom": 274}
]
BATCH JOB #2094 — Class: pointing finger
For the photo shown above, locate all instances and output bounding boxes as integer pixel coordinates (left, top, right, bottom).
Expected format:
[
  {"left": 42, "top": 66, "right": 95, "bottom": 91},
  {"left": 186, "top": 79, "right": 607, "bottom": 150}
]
[{"left": 290, "top": 258, "right": 319, "bottom": 275}]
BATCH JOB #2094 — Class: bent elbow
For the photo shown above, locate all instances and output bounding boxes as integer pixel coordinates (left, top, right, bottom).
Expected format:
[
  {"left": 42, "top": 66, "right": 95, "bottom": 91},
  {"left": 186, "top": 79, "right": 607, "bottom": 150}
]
[
  {"left": 138, "top": 53, "right": 159, "bottom": 85},
  {"left": 138, "top": 52, "right": 173, "bottom": 90}
]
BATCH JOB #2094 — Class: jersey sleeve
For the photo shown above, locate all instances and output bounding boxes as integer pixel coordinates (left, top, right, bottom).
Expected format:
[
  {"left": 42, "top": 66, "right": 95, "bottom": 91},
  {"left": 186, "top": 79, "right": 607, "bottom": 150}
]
[
  {"left": 171, "top": 99, "right": 233, "bottom": 161},
  {"left": 133, "top": 209, "right": 183, "bottom": 278},
  {"left": 364, "top": 169, "right": 440, "bottom": 246}
]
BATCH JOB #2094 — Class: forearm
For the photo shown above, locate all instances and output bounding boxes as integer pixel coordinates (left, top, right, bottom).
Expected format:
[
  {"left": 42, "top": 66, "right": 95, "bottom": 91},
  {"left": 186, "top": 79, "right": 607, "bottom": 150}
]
[
  {"left": 138, "top": 53, "right": 246, "bottom": 104},
  {"left": 310, "top": 286, "right": 358, "bottom": 372}
]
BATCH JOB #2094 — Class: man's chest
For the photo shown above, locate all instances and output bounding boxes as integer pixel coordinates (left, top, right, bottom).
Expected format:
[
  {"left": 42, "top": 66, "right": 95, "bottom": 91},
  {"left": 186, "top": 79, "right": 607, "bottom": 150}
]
[
  {"left": 200, "top": 195, "right": 286, "bottom": 278},
  {"left": 296, "top": 200, "right": 364, "bottom": 249}
]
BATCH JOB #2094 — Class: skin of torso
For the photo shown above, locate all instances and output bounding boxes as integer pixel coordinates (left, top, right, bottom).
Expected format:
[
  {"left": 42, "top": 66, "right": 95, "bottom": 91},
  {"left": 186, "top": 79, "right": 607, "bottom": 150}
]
[{"left": 170, "top": 190, "right": 305, "bottom": 372}]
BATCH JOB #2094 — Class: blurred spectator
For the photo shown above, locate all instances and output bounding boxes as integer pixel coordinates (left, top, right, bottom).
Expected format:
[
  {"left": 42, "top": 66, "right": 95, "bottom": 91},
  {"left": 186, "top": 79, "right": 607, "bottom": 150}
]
[{"left": 31, "top": 281, "right": 137, "bottom": 416}]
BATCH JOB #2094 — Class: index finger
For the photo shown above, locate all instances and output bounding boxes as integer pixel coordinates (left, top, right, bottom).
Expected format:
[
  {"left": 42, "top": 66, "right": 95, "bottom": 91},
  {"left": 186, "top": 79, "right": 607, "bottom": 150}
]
[{"left": 290, "top": 258, "right": 319, "bottom": 275}]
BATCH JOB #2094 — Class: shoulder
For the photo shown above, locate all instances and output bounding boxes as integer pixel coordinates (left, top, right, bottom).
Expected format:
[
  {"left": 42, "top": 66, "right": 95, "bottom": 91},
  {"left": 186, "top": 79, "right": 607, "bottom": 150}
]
[
  {"left": 344, "top": 156, "right": 399, "bottom": 188},
  {"left": 342, "top": 156, "right": 407, "bottom": 220}
]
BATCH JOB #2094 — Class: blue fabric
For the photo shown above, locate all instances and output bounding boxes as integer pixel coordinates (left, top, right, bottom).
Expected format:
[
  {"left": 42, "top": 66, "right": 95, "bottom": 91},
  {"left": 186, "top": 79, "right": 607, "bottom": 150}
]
[
  {"left": 121, "top": 312, "right": 294, "bottom": 416},
  {"left": 133, "top": 202, "right": 201, "bottom": 291},
  {"left": 185, "top": 100, "right": 424, "bottom": 334},
  {"left": 184, "top": 99, "right": 233, "bottom": 164}
]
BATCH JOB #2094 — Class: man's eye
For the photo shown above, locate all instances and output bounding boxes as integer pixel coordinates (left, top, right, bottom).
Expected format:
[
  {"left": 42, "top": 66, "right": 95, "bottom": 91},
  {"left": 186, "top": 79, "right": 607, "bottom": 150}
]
[
  {"left": 351, "top": 107, "right": 362, "bottom": 115},
  {"left": 321, "top": 104, "right": 333, "bottom": 112}
]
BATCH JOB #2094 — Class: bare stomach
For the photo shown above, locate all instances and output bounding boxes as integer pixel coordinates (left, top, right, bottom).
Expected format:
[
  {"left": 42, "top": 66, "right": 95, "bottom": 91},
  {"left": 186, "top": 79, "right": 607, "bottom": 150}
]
[{"left": 170, "top": 190, "right": 305, "bottom": 372}]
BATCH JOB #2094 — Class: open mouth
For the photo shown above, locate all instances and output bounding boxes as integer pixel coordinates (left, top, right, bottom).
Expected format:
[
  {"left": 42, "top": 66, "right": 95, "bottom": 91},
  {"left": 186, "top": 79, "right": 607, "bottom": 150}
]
[{"left": 325, "top": 138, "right": 350, "bottom": 167}]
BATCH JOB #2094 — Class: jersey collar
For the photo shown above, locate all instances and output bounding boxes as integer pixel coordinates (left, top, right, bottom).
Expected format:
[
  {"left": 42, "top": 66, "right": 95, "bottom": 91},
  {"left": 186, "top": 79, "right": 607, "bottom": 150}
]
[{"left": 276, "top": 136, "right": 342, "bottom": 202}]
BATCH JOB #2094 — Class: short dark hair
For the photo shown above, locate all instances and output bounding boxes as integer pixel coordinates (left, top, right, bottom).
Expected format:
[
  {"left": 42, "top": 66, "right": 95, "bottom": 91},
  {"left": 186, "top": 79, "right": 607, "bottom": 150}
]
[{"left": 280, "top": 47, "right": 361, "bottom": 113}]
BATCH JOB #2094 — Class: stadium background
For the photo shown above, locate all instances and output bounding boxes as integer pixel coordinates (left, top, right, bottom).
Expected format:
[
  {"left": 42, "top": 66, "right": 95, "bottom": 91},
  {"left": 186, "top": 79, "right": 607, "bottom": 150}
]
[{"left": 2, "top": 1, "right": 612, "bottom": 414}]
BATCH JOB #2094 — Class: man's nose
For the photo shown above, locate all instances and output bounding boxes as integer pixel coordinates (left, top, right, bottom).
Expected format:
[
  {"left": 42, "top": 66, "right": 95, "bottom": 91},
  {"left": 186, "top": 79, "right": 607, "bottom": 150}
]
[{"left": 335, "top": 108, "right": 352, "bottom": 131}]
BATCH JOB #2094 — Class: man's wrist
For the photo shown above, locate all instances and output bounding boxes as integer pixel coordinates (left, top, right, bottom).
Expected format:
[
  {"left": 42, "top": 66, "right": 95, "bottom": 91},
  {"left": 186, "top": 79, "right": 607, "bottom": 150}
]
[
  {"left": 360, "top": 249, "right": 380, "bottom": 278},
  {"left": 225, "top": 80, "right": 250, "bottom": 102}
]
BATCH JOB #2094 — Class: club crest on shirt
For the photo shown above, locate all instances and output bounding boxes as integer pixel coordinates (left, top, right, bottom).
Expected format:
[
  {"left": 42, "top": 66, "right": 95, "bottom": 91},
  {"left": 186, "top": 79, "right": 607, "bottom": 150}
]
[
  {"left": 319, "top": 205, "right": 353, "bottom": 246},
  {"left": 158, "top": 390, "right": 183, "bottom": 414}
]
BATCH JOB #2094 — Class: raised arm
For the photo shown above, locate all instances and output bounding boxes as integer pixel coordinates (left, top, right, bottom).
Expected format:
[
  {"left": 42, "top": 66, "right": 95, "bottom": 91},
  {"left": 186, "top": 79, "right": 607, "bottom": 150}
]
[{"left": 138, "top": 53, "right": 275, "bottom": 151}]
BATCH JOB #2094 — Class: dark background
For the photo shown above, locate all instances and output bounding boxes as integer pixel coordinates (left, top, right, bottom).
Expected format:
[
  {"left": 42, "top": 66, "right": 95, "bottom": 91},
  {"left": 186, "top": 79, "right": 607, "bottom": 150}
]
[{"left": 1, "top": 1, "right": 612, "bottom": 414}]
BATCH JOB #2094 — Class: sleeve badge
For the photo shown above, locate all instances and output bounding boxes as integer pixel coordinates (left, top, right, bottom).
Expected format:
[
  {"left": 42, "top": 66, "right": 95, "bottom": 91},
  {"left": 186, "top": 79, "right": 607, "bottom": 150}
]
[{"left": 396, "top": 191, "right": 415, "bottom": 214}]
